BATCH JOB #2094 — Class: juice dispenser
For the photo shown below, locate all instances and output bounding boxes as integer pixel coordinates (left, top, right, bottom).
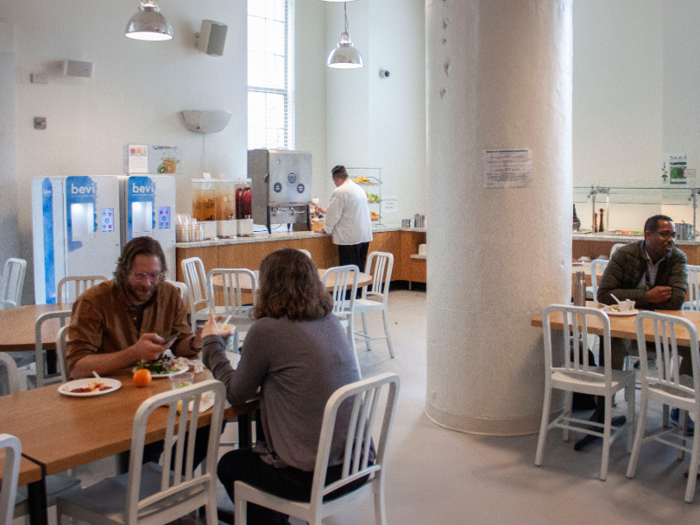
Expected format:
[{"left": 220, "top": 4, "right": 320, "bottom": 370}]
[
  {"left": 235, "top": 179, "right": 254, "bottom": 236},
  {"left": 191, "top": 179, "right": 217, "bottom": 240},
  {"left": 215, "top": 179, "right": 237, "bottom": 238}
]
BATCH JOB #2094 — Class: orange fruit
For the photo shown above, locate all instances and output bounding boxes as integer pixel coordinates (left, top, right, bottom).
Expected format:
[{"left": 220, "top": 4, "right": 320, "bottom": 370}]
[{"left": 133, "top": 368, "right": 152, "bottom": 387}]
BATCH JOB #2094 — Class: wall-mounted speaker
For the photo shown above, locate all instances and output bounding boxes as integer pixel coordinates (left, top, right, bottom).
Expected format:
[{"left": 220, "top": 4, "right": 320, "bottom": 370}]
[{"left": 197, "top": 20, "right": 228, "bottom": 57}]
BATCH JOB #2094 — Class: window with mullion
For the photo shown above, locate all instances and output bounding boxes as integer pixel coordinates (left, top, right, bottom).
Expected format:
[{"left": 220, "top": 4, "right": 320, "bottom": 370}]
[{"left": 247, "top": 0, "right": 293, "bottom": 150}]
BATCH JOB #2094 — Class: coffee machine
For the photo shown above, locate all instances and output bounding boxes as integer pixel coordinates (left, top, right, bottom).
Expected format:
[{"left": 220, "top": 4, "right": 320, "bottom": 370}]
[{"left": 248, "top": 149, "right": 312, "bottom": 233}]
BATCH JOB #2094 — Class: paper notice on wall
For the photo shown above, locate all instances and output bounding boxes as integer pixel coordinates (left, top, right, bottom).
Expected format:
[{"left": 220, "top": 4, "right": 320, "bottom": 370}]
[
  {"left": 382, "top": 196, "right": 398, "bottom": 214},
  {"left": 483, "top": 149, "right": 532, "bottom": 188},
  {"left": 661, "top": 153, "right": 688, "bottom": 185},
  {"left": 125, "top": 145, "right": 182, "bottom": 174},
  {"left": 127, "top": 144, "right": 149, "bottom": 174}
]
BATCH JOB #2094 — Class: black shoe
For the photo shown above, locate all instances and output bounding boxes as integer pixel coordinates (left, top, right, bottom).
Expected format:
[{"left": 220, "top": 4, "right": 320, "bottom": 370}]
[{"left": 670, "top": 408, "right": 695, "bottom": 436}]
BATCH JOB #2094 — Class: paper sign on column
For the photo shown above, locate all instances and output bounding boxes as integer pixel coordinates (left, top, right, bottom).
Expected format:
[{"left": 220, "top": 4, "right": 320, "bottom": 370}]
[
  {"left": 483, "top": 149, "right": 532, "bottom": 188},
  {"left": 125, "top": 145, "right": 182, "bottom": 174},
  {"left": 127, "top": 144, "right": 149, "bottom": 174}
]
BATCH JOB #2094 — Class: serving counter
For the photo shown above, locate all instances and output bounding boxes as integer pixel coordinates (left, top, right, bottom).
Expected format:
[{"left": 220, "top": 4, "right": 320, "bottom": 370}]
[
  {"left": 175, "top": 226, "right": 427, "bottom": 284},
  {"left": 572, "top": 232, "right": 700, "bottom": 264}
]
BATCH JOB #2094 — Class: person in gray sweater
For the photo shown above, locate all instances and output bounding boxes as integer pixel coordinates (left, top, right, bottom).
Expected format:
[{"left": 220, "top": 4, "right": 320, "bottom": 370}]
[{"left": 201, "top": 248, "right": 366, "bottom": 525}]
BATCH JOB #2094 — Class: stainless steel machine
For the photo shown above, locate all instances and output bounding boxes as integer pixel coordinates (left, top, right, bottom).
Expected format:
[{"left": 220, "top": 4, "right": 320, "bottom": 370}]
[{"left": 248, "top": 149, "right": 312, "bottom": 233}]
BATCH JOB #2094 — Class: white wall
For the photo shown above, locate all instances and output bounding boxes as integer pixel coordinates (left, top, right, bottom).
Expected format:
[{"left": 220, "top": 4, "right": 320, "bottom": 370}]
[
  {"left": 0, "top": 20, "right": 20, "bottom": 271},
  {"left": 324, "top": 0, "right": 426, "bottom": 224},
  {"left": 3, "top": 0, "right": 248, "bottom": 303}
]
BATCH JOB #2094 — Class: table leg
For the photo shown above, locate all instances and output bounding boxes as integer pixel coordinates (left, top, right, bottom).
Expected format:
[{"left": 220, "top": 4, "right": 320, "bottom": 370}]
[{"left": 27, "top": 477, "right": 48, "bottom": 525}]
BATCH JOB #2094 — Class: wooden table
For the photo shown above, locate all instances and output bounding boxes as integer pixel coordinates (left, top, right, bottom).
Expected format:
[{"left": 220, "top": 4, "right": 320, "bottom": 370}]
[
  {"left": 0, "top": 303, "right": 72, "bottom": 352},
  {"left": 531, "top": 305, "right": 700, "bottom": 346},
  {"left": 0, "top": 451, "right": 43, "bottom": 488},
  {"left": 211, "top": 268, "right": 373, "bottom": 293},
  {"left": 0, "top": 367, "right": 259, "bottom": 525}
]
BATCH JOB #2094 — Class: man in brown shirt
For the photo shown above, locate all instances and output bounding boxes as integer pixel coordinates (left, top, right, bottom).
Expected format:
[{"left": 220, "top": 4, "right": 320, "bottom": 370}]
[{"left": 67, "top": 236, "right": 201, "bottom": 379}]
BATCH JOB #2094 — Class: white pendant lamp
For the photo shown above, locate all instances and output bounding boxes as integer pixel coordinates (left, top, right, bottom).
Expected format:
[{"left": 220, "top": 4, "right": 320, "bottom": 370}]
[
  {"left": 125, "top": 0, "right": 173, "bottom": 41},
  {"left": 327, "top": 3, "right": 363, "bottom": 69}
]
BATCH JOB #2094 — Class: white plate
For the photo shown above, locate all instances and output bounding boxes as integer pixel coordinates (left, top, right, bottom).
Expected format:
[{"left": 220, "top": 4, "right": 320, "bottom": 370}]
[
  {"left": 132, "top": 362, "right": 190, "bottom": 378},
  {"left": 59, "top": 378, "right": 122, "bottom": 397},
  {"left": 603, "top": 309, "right": 639, "bottom": 317}
]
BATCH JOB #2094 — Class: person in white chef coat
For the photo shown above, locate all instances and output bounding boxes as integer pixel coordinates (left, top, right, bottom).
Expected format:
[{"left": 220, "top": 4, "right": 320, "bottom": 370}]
[{"left": 316, "top": 165, "right": 373, "bottom": 270}]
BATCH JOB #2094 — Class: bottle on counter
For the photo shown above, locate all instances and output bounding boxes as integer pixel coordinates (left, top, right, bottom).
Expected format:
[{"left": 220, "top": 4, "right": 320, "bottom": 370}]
[{"left": 573, "top": 271, "right": 587, "bottom": 306}]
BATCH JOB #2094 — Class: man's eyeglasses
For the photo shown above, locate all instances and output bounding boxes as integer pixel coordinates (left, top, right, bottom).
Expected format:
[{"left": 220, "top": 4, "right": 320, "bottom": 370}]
[
  {"left": 130, "top": 272, "right": 162, "bottom": 282},
  {"left": 653, "top": 231, "right": 676, "bottom": 239}
]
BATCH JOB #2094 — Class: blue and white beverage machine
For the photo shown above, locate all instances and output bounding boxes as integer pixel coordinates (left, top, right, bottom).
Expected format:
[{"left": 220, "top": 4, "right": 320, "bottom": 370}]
[
  {"left": 119, "top": 175, "right": 176, "bottom": 280},
  {"left": 32, "top": 176, "right": 122, "bottom": 304}
]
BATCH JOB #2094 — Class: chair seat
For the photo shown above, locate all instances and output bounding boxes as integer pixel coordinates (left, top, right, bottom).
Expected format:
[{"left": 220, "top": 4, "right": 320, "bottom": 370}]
[
  {"left": 353, "top": 298, "right": 384, "bottom": 313},
  {"left": 57, "top": 463, "right": 207, "bottom": 525},
  {"left": 15, "top": 472, "right": 81, "bottom": 516},
  {"left": 551, "top": 367, "right": 635, "bottom": 396}
]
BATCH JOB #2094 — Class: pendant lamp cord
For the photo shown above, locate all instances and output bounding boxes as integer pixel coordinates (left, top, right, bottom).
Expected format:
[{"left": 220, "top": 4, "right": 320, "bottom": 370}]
[{"left": 344, "top": 2, "right": 349, "bottom": 33}]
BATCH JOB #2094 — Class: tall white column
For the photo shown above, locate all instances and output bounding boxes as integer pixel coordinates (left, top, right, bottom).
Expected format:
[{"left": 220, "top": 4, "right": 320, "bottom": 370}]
[{"left": 425, "top": 0, "right": 573, "bottom": 435}]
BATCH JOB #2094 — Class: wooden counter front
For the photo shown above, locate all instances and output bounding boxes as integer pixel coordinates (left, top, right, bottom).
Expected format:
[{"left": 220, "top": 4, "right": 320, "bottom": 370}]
[{"left": 176, "top": 229, "right": 427, "bottom": 285}]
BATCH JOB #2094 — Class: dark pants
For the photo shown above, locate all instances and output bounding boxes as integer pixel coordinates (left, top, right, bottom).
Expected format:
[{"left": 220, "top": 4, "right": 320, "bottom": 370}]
[
  {"left": 338, "top": 242, "right": 370, "bottom": 272},
  {"left": 217, "top": 448, "right": 370, "bottom": 525}
]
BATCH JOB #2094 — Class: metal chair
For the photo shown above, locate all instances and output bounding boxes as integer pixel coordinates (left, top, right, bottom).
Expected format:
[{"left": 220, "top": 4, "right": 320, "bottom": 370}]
[
  {"left": 57, "top": 380, "right": 225, "bottom": 525},
  {"left": 0, "top": 258, "right": 26, "bottom": 309},
  {"left": 353, "top": 252, "right": 395, "bottom": 358},
  {"left": 27, "top": 311, "right": 72, "bottom": 389},
  {"left": 206, "top": 268, "right": 258, "bottom": 352},
  {"left": 0, "top": 434, "right": 20, "bottom": 525},
  {"left": 626, "top": 311, "right": 700, "bottom": 502},
  {"left": 683, "top": 264, "right": 700, "bottom": 311},
  {"left": 589, "top": 258, "right": 609, "bottom": 302},
  {"left": 535, "top": 304, "right": 636, "bottom": 481},
  {"left": 234, "top": 373, "right": 400, "bottom": 525},
  {"left": 165, "top": 279, "right": 188, "bottom": 301},
  {"left": 181, "top": 257, "right": 210, "bottom": 332},
  {"left": 0, "top": 354, "right": 82, "bottom": 520},
  {"left": 322, "top": 265, "right": 361, "bottom": 378},
  {"left": 297, "top": 249, "right": 312, "bottom": 259},
  {"left": 57, "top": 275, "right": 107, "bottom": 304}
]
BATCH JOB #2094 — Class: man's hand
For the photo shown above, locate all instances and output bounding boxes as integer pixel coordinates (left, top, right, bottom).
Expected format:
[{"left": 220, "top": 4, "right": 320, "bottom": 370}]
[
  {"left": 131, "top": 333, "right": 166, "bottom": 361},
  {"left": 647, "top": 286, "right": 673, "bottom": 304}
]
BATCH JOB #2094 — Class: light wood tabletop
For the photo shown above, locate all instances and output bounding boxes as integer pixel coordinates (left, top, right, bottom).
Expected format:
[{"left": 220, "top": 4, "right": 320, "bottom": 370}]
[
  {"left": 0, "top": 303, "right": 72, "bottom": 352},
  {"left": 0, "top": 451, "right": 43, "bottom": 488},
  {"left": 0, "top": 367, "right": 258, "bottom": 476},
  {"left": 211, "top": 268, "right": 373, "bottom": 293},
  {"left": 531, "top": 305, "right": 700, "bottom": 346}
]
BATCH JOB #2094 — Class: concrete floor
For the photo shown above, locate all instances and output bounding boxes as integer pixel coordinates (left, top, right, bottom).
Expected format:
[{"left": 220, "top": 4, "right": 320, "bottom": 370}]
[{"left": 31, "top": 290, "right": 700, "bottom": 525}]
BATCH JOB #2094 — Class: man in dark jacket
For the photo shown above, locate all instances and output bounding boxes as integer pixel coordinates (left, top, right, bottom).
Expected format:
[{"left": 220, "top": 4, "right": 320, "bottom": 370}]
[
  {"left": 597, "top": 214, "right": 687, "bottom": 312},
  {"left": 597, "top": 214, "right": 692, "bottom": 432}
]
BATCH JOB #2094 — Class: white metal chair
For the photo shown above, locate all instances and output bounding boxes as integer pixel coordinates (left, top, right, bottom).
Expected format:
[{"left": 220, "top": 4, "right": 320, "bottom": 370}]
[
  {"left": 353, "top": 252, "right": 395, "bottom": 358},
  {"left": 57, "top": 379, "right": 225, "bottom": 525},
  {"left": 181, "top": 257, "right": 210, "bottom": 332},
  {"left": 234, "top": 372, "right": 400, "bottom": 525},
  {"left": 165, "top": 280, "right": 188, "bottom": 301},
  {"left": 0, "top": 434, "right": 21, "bottom": 525},
  {"left": 322, "top": 265, "right": 361, "bottom": 378},
  {"left": 589, "top": 258, "right": 609, "bottom": 302},
  {"left": 57, "top": 275, "right": 107, "bottom": 304},
  {"left": 610, "top": 243, "right": 626, "bottom": 257},
  {"left": 297, "top": 249, "right": 312, "bottom": 259},
  {"left": 535, "top": 304, "right": 636, "bottom": 481},
  {"left": 626, "top": 311, "right": 700, "bottom": 503},
  {"left": 27, "top": 311, "right": 72, "bottom": 389},
  {"left": 0, "top": 258, "right": 26, "bottom": 309},
  {"left": 0, "top": 354, "right": 82, "bottom": 520},
  {"left": 683, "top": 264, "right": 700, "bottom": 311},
  {"left": 206, "top": 268, "right": 257, "bottom": 352}
]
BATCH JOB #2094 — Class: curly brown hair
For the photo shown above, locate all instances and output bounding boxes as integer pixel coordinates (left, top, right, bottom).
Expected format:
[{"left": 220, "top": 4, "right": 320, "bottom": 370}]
[
  {"left": 253, "top": 248, "right": 333, "bottom": 321},
  {"left": 114, "top": 237, "right": 167, "bottom": 287}
]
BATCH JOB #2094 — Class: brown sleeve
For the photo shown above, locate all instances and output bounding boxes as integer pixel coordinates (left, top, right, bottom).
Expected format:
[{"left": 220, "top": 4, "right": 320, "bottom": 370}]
[{"left": 66, "top": 294, "right": 105, "bottom": 379}]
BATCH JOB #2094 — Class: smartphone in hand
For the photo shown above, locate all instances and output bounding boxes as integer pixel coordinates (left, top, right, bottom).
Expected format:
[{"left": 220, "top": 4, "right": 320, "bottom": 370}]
[{"left": 160, "top": 332, "right": 180, "bottom": 349}]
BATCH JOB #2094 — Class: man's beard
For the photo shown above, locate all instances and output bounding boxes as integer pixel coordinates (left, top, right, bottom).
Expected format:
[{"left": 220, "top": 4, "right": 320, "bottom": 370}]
[{"left": 125, "top": 280, "right": 157, "bottom": 304}]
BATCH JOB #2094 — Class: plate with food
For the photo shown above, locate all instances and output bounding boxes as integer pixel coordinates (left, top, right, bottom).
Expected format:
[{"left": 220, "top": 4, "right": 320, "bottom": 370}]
[
  {"left": 133, "top": 351, "right": 190, "bottom": 378},
  {"left": 600, "top": 304, "right": 639, "bottom": 316},
  {"left": 59, "top": 378, "right": 122, "bottom": 397}
]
